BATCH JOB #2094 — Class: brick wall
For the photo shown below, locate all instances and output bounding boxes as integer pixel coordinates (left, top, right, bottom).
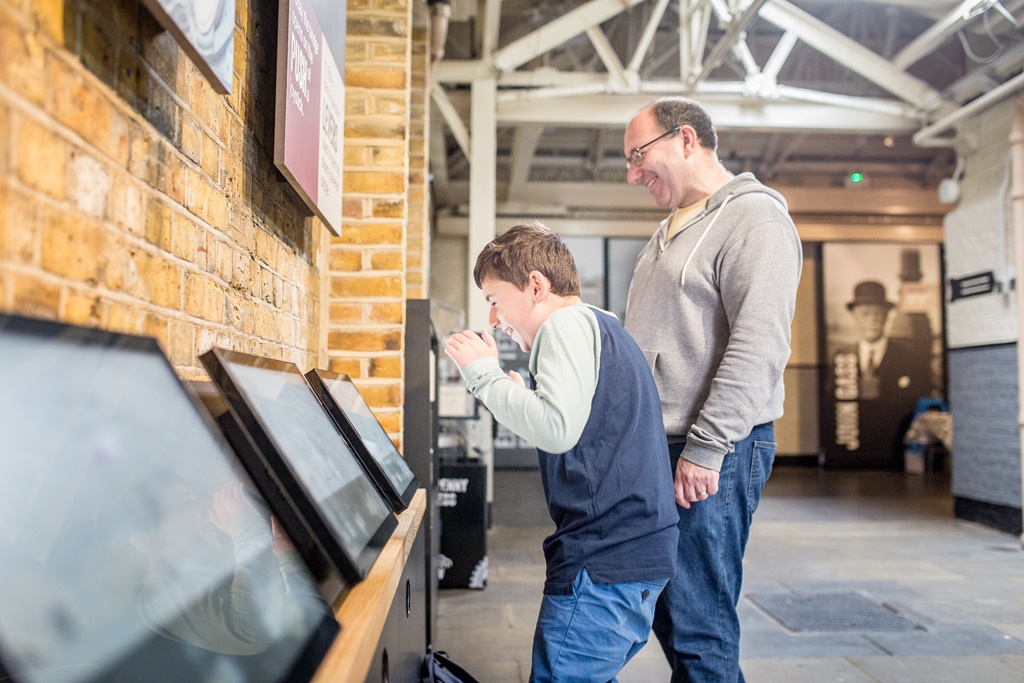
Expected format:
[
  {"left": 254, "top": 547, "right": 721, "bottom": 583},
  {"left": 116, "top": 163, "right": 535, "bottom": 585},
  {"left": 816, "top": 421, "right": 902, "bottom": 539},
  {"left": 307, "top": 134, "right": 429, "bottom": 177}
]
[
  {"left": 407, "top": 13, "right": 430, "bottom": 299},
  {"left": 0, "top": 0, "right": 326, "bottom": 380},
  {"left": 1, "top": 1, "right": 426, "bottom": 447},
  {"left": 332, "top": 0, "right": 420, "bottom": 447}
]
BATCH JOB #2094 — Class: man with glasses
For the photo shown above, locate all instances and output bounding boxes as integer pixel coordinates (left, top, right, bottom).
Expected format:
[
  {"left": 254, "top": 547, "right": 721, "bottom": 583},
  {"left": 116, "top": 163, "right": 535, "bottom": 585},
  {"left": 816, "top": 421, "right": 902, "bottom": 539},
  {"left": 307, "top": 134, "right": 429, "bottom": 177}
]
[{"left": 622, "top": 97, "right": 802, "bottom": 683}]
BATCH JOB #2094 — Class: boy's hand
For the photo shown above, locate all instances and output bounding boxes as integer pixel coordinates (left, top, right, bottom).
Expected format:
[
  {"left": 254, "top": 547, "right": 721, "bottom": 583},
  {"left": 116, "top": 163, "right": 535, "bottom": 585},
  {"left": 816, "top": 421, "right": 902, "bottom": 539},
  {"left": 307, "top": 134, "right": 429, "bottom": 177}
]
[
  {"left": 445, "top": 329, "right": 499, "bottom": 369},
  {"left": 508, "top": 370, "right": 525, "bottom": 386}
]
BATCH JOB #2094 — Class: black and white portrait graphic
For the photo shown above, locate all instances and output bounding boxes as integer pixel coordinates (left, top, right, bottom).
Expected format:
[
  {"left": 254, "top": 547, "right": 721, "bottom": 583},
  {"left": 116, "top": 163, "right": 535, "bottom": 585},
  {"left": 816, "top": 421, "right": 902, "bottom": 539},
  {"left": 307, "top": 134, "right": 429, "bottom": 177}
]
[
  {"left": 821, "top": 243, "right": 944, "bottom": 469},
  {"left": 142, "top": 0, "right": 236, "bottom": 93}
]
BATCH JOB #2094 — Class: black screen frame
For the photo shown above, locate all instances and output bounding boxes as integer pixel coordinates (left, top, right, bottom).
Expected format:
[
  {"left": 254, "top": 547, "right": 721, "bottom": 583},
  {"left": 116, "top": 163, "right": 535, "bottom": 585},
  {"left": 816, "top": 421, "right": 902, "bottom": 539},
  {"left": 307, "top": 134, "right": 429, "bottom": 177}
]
[
  {"left": 305, "top": 369, "right": 419, "bottom": 513},
  {"left": 200, "top": 348, "right": 397, "bottom": 589},
  {"left": 0, "top": 314, "right": 340, "bottom": 683}
]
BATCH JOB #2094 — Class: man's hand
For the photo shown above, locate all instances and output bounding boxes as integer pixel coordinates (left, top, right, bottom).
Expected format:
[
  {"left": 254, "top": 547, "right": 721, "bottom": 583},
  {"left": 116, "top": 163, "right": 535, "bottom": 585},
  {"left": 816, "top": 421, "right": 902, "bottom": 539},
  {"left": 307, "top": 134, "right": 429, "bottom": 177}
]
[
  {"left": 675, "top": 458, "right": 720, "bottom": 509},
  {"left": 444, "top": 329, "right": 500, "bottom": 369}
]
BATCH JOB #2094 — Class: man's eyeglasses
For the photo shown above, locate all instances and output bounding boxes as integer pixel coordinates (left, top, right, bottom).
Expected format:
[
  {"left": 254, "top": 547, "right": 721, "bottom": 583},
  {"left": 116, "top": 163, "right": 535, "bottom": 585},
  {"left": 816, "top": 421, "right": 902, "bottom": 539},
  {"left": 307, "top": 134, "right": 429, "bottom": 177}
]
[{"left": 626, "top": 127, "right": 681, "bottom": 169}]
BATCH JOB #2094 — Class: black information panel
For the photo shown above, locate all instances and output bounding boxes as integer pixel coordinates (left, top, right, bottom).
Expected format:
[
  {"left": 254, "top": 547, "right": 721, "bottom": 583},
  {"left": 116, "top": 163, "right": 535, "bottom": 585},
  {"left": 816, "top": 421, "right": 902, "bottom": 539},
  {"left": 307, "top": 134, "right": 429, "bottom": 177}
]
[
  {"left": 437, "top": 462, "right": 488, "bottom": 590},
  {"left": 201, "top": 349, "right": 396, "bottom": 591},
  {"left": 0, "top": 314, "right": 338, "bottom": 683},
  {"left": 306, "top": 370, "right": 419, "bottom": 513}
]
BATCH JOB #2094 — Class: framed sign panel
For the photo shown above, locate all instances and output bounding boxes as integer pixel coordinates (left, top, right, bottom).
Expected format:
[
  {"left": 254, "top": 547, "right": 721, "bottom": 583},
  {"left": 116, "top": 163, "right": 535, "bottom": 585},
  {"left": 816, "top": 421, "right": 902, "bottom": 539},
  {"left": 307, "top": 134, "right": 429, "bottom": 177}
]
[
  {"left": 820, "top": 243, "right": 944, "bottom": 469},
  {"left": 274, "top": 0, "right": 346, "bottom": 235},
  {"left": 141, "top": 0, "right": 235, "bottom": 93},
  {"left": 200, "top": 349, "right": 396, "bottom": 591},
  {"left": 305, "top": 369, "right": 420, "bottom": 513},
  {"left": 0, "top": 314, "right": 337, "bottom": 683}
]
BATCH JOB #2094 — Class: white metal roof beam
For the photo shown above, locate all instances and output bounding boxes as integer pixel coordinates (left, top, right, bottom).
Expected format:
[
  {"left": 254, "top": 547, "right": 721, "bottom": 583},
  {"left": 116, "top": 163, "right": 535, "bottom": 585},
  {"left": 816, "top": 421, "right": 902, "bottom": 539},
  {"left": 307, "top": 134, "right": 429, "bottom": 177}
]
[
  {"left": 681, "top": 0, "right": 714, "bottom": 83},
  {"left": 432, "top": 82, "right": 471, "bottom": 158},
  {"left": 759, "top": 0, "right": 945, "bottom": 111},
  {"left": 492, "top": 0, "right": 649, "bottom": 74},
  {"left": 628, "top": 0, "right": 672, "bottom": 73},
  {"left": 480, "top": 0, "right": 503, "bottom": 57},
  {"left": 495, "top": 93, "right": 920, "bottom": 130},
  {"left": 895, "top": 0, "right": 1024, "bottom": 70},
  {"left": 506, "top": 124, "right": 544, "bottom": 202},
  {"left": 586, "top": 26, "right": 631, "bottom": 90},
  {"left": 691, "top": 0, "right": 768, "bottom": 86}
]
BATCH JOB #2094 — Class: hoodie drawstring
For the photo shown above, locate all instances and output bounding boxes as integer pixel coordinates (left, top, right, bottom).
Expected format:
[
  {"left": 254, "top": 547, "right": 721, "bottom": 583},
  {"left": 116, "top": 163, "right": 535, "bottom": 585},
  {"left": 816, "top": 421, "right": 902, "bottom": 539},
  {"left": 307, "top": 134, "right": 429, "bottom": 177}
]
[{"left": 680, "top": 193, "right": 734, "bottom": 286}]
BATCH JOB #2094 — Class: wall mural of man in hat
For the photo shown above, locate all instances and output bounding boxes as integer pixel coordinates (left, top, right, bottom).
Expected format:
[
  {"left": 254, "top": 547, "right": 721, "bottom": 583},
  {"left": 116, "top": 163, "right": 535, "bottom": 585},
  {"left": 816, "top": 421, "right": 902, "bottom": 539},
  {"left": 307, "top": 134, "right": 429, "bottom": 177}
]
[{"left": 831, "top": 279, "right": 933, "bottom": 468}]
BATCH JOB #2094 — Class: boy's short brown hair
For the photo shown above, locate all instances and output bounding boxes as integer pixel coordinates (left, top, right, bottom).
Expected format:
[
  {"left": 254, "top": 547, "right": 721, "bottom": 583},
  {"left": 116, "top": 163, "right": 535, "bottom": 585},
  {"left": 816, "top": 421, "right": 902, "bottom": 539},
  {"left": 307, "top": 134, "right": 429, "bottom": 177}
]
[{"left": 473, "top": 221, "right": 581, "bottom": 297}]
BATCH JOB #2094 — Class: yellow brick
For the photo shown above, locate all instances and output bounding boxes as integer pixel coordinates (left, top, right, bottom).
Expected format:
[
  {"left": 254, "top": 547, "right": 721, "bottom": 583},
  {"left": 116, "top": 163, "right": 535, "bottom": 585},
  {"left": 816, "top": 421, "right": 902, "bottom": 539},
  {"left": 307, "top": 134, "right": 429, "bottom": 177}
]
[
  {"left": 347, "top": 119, "right": 407, "bottom": 140},
  {"left": 11, "top": 275, "right": 59, "bottom": 319},
  {"left": 330, "top": 249, "right": 363, "bottom": 271},
  {"left": 337, "top": 222, "right": 403, "bottom": 245},
  {"left": 64, "top": 291, "right": 101, "bottom": 327},
  {"left": 16, "top": 117, "right": 66, "bottom": 199},
  {"left": 329, "top": 303, "right": 364, "bottom": 324},
  {"left": 127, "top": 126, "right": 153, "bottom": 180},
  {"left": 376, "top": 412, "right": 402, "bottom": 435},
  {"left": 208, "top": 189, "right": 228, "bottom": 228},
  {"left": 344, "top": 146, "right": 368, "bottom": 166},
  {"left": 330, "top": 274, "right": 403, "bottom": 298},
  {"left": 369, "top": 356, "right": 402, "bottom": 378},
  {"left": 327, "top": 329, "right": 402, "bottom": 352},
  {"left": 67, "top": 151, "right": 111, "bottom": 219},
  {"left": 168, "top": 318, "right": 194, "bottom": 365},
  {"left": 370, "top": 251, "right": 403, "bottom": 270},
  {"left": 0, "top": 21, "right": 45, "bottom": 106},
  {"left": 40, "top": 210, "right": 106, "bottom": 282},
  {"left": 371, "top": 42, "right": 409, "bottom": 63},
  {"left": 129, "top": 249, "right": 181, "bottom": 309},
  {"left": 142, "top": 314, "right": 170, "bottom": 352},
  {"left": 377, "top": 0, "right": 410, "bottom": 11},
  {"left": 145, "top": 198, "right": 173, "bottom": 251},
  {"left": 370, "top": 91, "right": 405, "bottom": 114},
  {"left": 184, "top": 271, "right": 210, "bottom": 318},
  {"left": 371, "top": 199, "right": 404, "bottom": 218},
  {"left": 354, "top": 382, "right": 402, "bottom": 407},
  {"left": 347, "top": 17, "right": 408, "bottom": 41},
  {"left": 370, "top": 146, "right": 407, "bottom": 167},
  {"left": 181, "top": 120, "right": 202, "bottom": 165},
  {"left": 345, "top": 66, "right": 407, "bottom": 89},
  {"left": 327, "top": 357, "right": 362, "bottom": 377},
  {"left": 159, "top": 155, "right": 187, "bottom": 206},
  {"left": 106, "top": 301, "right": 140, "bottom": 334},
  {"left": 108, "top": 176, "right": 146, "bottom": 237},
  {"left": 369, "top": 302, "right": 403, "bottom": 323},
  {"left": 201, "top": 132, "right": 220, "bottom": 181},
  {"left": 171, "top": 214, "right": 198, "bottom": 262},
  {"left": 0, "top": 184, "right": 38, "bottom": 263},
  {"left": 0, "top": 105, "right": 8, "bottom": 174}
]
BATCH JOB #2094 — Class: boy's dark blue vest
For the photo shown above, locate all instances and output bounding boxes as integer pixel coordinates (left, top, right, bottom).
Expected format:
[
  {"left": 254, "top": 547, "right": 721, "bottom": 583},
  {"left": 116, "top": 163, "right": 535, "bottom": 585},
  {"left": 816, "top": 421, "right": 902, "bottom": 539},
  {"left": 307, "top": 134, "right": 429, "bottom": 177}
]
[{"left": 532, "top": 309, "right": 678, "bottom": 595}]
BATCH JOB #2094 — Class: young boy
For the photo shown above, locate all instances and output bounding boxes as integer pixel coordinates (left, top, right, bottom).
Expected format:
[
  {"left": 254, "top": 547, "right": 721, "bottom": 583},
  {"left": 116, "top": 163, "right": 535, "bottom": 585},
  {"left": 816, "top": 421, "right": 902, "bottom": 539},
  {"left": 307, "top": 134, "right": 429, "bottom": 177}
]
[{"left": 444, "top": 221, "right": 679, "bottom": 682}]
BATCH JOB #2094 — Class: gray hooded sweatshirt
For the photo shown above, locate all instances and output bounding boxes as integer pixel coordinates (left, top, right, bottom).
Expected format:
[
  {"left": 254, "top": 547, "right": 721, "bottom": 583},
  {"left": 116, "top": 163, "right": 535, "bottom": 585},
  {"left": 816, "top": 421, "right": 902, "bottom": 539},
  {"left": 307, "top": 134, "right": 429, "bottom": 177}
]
[{"left": 624, "top": 172, "right": 802, "bottom": 472}]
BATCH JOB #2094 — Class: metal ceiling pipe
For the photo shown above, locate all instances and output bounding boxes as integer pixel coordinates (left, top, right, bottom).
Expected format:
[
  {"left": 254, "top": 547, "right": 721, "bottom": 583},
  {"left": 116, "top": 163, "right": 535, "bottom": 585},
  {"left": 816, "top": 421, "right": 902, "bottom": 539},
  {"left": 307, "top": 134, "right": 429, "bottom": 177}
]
[{"left": 1009, "top": 91, "right": 1024, "bottom": 547}]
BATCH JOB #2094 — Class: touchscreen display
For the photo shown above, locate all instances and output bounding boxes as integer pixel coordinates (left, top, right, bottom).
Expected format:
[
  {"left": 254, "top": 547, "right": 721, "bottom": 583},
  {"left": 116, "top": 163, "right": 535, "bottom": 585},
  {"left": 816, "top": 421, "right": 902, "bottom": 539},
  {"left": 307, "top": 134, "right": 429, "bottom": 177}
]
[
  {"left": 319, "top": 375, "right": 416, "bottom": 495},
  {"left": 0, "top": 316, "right": 336, "bottom": 683},
  {"left": 208, "top": 353, "right": 394, "bottom": 582}
]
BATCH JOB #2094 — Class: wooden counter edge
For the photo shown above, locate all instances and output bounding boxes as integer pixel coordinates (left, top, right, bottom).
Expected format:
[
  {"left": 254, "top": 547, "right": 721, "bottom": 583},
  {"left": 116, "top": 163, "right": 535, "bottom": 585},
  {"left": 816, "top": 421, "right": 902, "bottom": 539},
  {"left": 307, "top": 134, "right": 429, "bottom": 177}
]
[{"left": 310, "top": 488, "right": 427, "bottom": 682}]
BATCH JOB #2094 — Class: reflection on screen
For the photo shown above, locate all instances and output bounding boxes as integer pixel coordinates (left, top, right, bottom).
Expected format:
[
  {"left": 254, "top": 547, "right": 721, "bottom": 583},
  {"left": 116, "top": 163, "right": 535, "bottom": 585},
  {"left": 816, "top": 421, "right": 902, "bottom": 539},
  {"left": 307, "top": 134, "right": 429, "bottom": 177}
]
[
  {"left": 0, "top": 324, "right": 332, "bottom": 683},
  {"left": 322, "top": 377, "right": 416, "bottom": 493},
  {"left": 221, "top": 361, "right": 393, "bottom": 562}
]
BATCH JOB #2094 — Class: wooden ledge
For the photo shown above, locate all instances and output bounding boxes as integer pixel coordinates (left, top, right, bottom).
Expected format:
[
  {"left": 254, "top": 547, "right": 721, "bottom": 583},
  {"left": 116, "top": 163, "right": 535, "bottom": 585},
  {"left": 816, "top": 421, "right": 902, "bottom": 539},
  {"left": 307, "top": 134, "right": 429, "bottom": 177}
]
[{"left": 311, "top": 489, "right": 427, "bottom": 682}]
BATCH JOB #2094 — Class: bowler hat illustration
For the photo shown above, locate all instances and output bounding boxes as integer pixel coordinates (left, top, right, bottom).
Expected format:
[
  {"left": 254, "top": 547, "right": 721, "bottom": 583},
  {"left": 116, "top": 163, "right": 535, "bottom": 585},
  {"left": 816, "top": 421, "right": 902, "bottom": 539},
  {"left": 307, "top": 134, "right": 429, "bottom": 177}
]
[{"left": 846, "top": 280, "right": 894, "bottom": 310}]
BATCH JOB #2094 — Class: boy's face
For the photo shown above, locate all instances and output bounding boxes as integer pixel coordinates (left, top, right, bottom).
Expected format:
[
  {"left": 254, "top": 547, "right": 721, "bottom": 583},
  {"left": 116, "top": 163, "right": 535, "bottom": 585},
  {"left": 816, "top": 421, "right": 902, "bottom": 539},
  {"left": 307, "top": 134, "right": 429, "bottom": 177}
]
[{"left": 482, "top": 276, "right": 540, "bottom": 352}]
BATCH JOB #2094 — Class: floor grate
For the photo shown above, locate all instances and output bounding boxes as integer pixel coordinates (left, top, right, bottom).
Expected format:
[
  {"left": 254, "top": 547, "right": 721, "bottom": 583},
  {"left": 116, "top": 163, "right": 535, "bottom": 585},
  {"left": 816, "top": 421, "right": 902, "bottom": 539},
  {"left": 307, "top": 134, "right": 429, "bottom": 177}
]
[{"left": 746, "top": 591, "right": 925, "bottom": 634}]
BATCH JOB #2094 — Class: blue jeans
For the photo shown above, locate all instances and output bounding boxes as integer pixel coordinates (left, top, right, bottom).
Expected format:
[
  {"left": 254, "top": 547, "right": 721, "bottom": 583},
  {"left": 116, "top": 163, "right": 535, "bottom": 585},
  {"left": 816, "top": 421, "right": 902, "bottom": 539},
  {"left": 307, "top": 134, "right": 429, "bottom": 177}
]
[
  {"left": 531, "top": 567, "right": 667, "bottom": 682},
  {"left": 653, "top": 424, "right": 776, "bottom": 683}
]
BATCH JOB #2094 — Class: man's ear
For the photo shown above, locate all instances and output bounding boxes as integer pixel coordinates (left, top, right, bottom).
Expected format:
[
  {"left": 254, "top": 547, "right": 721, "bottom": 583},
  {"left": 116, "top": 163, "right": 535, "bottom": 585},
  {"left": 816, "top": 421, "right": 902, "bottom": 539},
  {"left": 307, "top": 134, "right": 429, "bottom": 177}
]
[{"left": 527, "top": 270, "right": 551, "bottom": 301}]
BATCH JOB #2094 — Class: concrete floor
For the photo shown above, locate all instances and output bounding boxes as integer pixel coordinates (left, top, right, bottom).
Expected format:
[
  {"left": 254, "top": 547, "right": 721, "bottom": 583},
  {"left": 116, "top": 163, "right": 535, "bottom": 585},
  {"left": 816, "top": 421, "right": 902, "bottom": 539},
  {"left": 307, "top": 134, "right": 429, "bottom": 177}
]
[{"left": 436, "top": 465, "right": 1024, "bottom": 682}]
